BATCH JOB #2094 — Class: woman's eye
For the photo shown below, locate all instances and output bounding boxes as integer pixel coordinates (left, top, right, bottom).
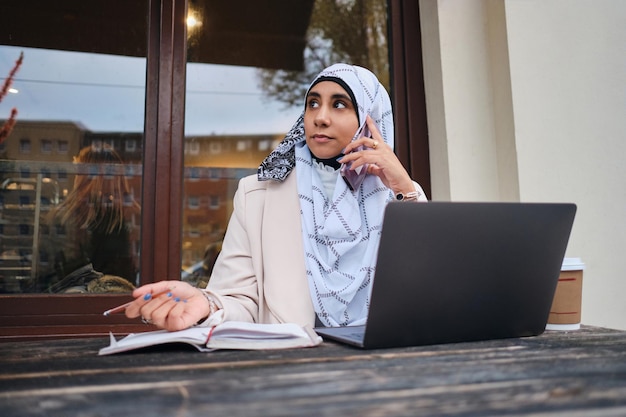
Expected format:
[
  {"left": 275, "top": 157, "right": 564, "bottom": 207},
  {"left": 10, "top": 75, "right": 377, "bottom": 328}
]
[{"left": 334, "top": 101, "right": 347, "bottom": 109}]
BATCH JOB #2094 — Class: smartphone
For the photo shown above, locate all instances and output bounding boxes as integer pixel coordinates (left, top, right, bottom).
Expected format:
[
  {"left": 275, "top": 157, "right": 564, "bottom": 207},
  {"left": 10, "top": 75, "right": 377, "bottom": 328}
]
[{"left": 340, "top": 123, "right": 371, "bottom": 191}]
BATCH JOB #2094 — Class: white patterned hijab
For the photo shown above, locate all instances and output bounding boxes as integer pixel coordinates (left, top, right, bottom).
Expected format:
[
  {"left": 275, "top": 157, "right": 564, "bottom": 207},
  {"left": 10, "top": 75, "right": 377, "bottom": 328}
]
[{"left": 258, "top": 63, "right": 395, "bottom": 326}]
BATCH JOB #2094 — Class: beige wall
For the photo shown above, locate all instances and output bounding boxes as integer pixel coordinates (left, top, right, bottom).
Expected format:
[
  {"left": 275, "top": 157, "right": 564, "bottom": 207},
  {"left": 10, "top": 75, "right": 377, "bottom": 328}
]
[{"left": 420, "top": 0, "right": 626, "bottom": 330}]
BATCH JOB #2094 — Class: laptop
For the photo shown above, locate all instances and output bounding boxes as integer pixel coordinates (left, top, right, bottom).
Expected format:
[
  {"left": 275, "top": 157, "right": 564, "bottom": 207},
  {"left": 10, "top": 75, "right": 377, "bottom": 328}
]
[{"left": 315, "top": 201, "right": 577, "bottom": 349}]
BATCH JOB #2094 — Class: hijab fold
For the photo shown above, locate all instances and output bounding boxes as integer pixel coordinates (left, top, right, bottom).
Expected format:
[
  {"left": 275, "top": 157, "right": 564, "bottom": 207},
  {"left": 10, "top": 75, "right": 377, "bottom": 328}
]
[{"left": 258, "top": 64, "right": 395, "bottom": 326}]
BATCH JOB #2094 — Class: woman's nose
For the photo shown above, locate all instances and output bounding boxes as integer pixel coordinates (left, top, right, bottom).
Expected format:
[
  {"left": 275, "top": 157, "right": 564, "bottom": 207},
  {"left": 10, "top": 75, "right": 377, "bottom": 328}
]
[{"left": 314, "top": 105, "right": 330, "bottom": 126}]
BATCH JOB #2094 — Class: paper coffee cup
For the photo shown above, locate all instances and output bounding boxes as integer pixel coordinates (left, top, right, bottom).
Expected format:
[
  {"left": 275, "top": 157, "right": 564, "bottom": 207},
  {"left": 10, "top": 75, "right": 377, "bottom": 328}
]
[{"left": 546, "top": 258, "right": 584, "bottom": 331}]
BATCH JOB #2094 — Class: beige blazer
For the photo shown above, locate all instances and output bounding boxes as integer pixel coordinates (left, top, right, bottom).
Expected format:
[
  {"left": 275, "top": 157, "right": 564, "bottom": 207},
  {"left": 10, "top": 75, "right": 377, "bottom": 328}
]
[{"left": 206, "top": 172, "right": 316, "bottom": 328}]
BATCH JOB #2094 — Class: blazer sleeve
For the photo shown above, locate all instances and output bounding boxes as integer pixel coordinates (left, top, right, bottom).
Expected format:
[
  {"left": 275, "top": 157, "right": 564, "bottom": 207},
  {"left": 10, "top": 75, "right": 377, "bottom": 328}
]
[{"left": 205, "top": 176, "right": 264, "bottom": 323}]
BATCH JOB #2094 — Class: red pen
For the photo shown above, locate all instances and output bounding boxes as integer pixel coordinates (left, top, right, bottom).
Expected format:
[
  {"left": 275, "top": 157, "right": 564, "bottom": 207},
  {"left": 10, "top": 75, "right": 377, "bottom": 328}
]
[{"left": 102, "top": 287, "right": 175, "bottom": 316}]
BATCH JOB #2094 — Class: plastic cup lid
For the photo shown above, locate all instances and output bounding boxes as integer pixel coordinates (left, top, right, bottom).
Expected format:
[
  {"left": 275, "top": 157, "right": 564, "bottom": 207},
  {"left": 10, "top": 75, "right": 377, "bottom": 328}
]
[{"left": 562, "top": 257, "right": 585, "bottom": 271}]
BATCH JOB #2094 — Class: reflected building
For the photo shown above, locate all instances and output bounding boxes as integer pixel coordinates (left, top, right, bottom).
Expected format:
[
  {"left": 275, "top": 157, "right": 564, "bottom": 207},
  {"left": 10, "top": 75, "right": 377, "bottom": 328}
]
[
  {"left": 0, "top": 119, "right": 280, "bottom": 291},
  {"left": 0, "top": 120, "right": 84, "bottom": 292},
  {"left": 181, "top": 132, "right": 282, "bottom": 283}
]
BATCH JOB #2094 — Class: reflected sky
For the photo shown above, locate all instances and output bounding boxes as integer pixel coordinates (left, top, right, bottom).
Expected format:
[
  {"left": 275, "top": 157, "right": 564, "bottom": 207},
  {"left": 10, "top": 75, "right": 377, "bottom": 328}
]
[{"left": 0, "top": 45, "right": 301, "bottom": 135}]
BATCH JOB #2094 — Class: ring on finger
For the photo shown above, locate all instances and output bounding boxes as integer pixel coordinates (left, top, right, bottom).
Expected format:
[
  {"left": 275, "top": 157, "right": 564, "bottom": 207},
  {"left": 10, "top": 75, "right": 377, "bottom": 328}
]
[
  {"left": 372, "top": 140, "right": 379, "bottom": 149},
  {"left": 141, "top": 317, "right": 153, "bottom": 325}
]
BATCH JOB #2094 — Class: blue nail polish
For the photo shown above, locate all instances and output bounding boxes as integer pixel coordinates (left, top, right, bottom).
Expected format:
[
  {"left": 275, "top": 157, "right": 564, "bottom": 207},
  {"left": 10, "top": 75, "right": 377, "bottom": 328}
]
[
  {"left": 143, "top": 293, "right": 152, "bottom": 301},
  {"left": 174, "top": 297, "right": 181, "bottom": 302}
]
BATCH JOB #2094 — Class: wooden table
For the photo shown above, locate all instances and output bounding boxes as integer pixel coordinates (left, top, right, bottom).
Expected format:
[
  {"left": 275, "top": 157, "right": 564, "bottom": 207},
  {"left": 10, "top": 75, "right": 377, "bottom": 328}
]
[{"left": 1, "top": 326, "right": 626, "bottom": 416}]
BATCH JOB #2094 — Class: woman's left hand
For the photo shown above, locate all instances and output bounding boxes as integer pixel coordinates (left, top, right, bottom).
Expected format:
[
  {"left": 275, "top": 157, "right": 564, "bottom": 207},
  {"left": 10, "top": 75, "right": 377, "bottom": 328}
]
[
  {"left": 124, "top": 280, "right": 212, "bottom": 331},
  {"left": 340, "top": 115, "right": 415, "bottom": 194}
]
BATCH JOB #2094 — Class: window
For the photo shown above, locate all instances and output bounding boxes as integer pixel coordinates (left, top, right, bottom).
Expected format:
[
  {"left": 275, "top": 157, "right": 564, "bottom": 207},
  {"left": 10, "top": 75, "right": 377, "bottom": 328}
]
[
  {"left": 41, "top": 139, "right": 53, "bottom": 154},
  {"left": 91, "top": 140, "right": 103, "bottom": 152},
  {"left": 126, "top": 140, "right": 137, "bottom": 152},
  {"left": 236, "top": 140, "right": 251, "bottom": 152},
  {"left": 189, "top": 167, "right": 200, "bottom": 181},
  {"left": 87, "top": 164, "right": 99, "bottom": 178},
  {"left": 39, "top": 251, "right": 49, "bottom": 265},
  {"left": 123, "top": 192, "right": 135, "bottom": 207},
  {"left": 258, "top": 139, "right": 272, "bottom": 152},
  {"left": 19, "top": 224, "right": 30, "bottom": 235},
  {"left": 104, "top": 164, "right": 116, "bottom": 179},
  {"left": 186, "top": 141, "right": 200, "bottom": 155},
  {"left": 208, "top": 168, "right": 220, "bottom": 181},
  {"left": 187, "top": 196, "right": 200, "bottom": 210},
  {"left": 19, "top": 138, "right": 31, "bottom": 154},
  {"left": 209, "top": 195, "right": 220, "bottom": 210},
  {"left": 0, "top": 0, "right": 147, "bottom": 329},
  {"left": 181, "top": 0, "right": 393, "bottom": 276},
  {"left": 208, "top": 141, "right": 222, "bottom": 154},
  {"left": 58, "top": 140, "right": 69, "bottom": 154}
]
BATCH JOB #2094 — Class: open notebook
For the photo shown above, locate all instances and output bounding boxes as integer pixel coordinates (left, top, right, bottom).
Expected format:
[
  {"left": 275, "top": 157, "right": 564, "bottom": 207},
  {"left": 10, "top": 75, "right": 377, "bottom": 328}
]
[{"left": 315, "top": 202, "right": 576, "bottom": 349}]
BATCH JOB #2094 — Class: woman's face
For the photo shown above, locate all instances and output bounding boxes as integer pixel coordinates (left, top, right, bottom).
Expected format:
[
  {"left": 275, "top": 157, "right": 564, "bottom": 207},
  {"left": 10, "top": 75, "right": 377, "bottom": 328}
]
[{"left": 304, "top": 81, "right": 359, "bottom": 159}]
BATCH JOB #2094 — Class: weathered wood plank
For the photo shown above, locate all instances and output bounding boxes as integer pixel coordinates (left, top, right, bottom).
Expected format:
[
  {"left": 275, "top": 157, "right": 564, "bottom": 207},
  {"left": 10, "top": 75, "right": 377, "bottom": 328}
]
[{"left": 1, "top": 326, "right": 626, "bottom": 416}]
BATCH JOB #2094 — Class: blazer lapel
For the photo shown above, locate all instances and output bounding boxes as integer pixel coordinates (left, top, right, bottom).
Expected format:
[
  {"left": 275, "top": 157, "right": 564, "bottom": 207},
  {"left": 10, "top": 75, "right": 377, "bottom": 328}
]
[{"left": 261, "top": 172, "right": 315, "bottom": 326}]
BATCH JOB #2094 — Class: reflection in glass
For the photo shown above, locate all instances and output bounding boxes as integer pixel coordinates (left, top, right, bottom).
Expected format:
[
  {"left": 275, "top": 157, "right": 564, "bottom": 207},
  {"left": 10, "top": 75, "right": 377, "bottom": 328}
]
[
  {"left": 0, "top": 0, "right": 147, "bottom": 294},
  {"left": 182, "top": 0, "right": 389, "bottom": 286},
  {"left": 45, "top": 145, "right": 141, "bottom": 293},
  {"left": 0, "top": 121, "right": 144, "bottom": 294}
]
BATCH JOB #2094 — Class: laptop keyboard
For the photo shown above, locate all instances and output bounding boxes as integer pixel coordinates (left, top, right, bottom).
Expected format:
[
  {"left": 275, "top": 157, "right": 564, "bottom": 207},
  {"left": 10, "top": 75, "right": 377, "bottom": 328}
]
[{"left": 316, "top": 325, "right": 365, "bottom": 342}]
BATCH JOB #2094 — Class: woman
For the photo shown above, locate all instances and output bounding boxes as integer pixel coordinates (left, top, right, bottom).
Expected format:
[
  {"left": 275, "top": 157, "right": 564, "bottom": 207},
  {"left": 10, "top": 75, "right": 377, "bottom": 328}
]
[
  {"left": 125, "top": 63, "right": 427, "bottom": 330},
  {"left": 47, "top": 145, "right": 140, "bottom": 291}
]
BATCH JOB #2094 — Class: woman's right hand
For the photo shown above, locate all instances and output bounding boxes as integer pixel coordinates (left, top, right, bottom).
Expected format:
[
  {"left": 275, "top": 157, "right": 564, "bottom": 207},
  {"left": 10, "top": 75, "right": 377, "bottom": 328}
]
[
  {"left": 340, "top": 115, "right": 416, "bottom": 195},
  {"left": 124, "top": 280, "right": 212, "bottom": 331}
]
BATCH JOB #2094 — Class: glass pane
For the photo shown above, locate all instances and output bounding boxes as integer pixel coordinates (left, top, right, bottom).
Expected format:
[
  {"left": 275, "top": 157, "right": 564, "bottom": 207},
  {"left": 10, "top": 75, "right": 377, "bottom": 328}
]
[
  {"left": 182, "top": 0, "right": 389, "bottom": 286},
  {"left": 0, "top": 0, "right": 147, "bottom": 294}
]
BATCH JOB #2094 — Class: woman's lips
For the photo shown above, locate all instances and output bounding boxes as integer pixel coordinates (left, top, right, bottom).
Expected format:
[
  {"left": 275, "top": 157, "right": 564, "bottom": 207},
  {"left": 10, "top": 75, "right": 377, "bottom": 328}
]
[{"left": 312, "top": 134, "right": 332, "bottom": 143}]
